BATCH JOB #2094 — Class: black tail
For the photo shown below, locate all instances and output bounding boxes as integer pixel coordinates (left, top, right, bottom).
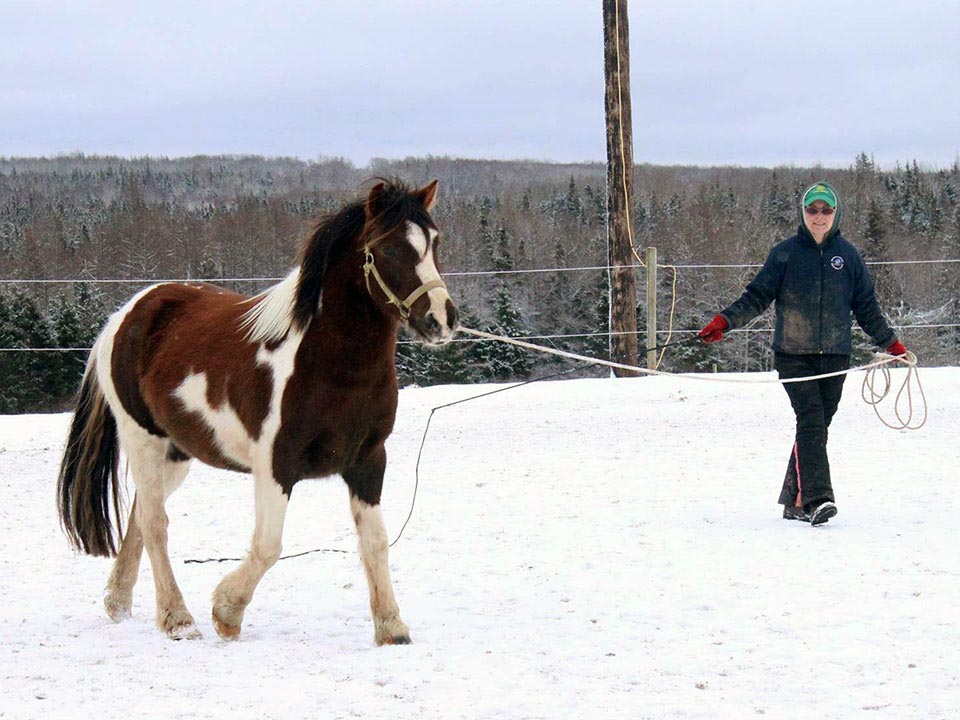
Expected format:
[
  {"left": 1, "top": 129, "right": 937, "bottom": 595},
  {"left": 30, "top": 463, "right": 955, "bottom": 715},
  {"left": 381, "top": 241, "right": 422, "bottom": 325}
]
[{"left": 56, "top": 355, "right": 123, "bottom": 557}]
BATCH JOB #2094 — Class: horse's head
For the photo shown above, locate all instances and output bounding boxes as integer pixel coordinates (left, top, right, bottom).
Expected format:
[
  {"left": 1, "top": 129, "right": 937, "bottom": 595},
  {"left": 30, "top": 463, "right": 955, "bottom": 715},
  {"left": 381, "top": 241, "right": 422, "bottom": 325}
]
[{"left": 360, "top": 179, "right": 458, "bottom": 345}]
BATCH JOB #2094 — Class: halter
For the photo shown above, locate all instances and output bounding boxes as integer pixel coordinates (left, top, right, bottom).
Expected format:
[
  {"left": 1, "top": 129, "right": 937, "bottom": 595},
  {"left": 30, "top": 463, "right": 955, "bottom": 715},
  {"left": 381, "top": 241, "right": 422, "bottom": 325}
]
[{"left": 362, "top": 248, "right": 447, "bottom": 322}]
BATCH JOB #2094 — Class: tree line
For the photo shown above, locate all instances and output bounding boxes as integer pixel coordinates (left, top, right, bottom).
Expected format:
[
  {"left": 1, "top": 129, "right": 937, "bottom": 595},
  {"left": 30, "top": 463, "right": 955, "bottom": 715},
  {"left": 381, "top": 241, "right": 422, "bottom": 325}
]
[{"left": 1, "top": 152, "right": 957, "bottom": 413}]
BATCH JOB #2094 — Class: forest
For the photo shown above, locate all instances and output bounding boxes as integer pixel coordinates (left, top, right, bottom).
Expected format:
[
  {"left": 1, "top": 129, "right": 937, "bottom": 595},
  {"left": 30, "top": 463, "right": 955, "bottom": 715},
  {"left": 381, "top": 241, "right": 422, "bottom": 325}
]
[{"left": 1, "top": 152, "right": 958, "bottom": 413}]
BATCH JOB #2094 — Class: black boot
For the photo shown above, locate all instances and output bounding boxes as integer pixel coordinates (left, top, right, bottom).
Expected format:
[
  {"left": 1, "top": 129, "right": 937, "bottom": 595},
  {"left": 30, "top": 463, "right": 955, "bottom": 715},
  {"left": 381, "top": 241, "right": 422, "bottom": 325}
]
[
  {"left": 807, "top": 501, "right": 838, "bottom": 526},
  {"left": 782, "top": 505, "right": 810, "bottom": 522}
]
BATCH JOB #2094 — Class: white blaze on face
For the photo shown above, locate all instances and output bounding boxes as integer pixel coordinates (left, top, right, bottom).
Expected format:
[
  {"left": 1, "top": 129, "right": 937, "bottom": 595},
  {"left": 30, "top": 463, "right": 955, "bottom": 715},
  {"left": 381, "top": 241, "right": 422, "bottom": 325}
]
[{"left": 405, "top": 221, "right": 453, "bottom": 333}]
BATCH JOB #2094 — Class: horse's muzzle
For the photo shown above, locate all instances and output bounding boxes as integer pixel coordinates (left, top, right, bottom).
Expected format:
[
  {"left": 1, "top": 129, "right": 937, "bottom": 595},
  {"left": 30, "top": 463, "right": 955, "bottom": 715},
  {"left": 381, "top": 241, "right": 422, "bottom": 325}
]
[{"left": 412, "top": 298, "right": 458, "bottom": 345}]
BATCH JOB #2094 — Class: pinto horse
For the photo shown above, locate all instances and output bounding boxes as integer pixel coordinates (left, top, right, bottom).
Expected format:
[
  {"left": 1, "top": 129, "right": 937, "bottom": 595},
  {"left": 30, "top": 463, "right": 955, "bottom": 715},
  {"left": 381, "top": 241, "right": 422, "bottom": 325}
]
[{"left": 57, "top": 179, "right": 457, "bottom": 644}]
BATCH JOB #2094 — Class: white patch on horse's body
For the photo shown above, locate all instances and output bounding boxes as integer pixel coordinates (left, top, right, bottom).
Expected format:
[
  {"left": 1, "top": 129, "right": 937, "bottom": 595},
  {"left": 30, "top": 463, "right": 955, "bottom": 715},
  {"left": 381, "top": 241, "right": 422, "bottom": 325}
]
[
  {"left": 406, "top": 222, "right": 454, "bottom": 341},
  {"left": 172, "top": 328, "right": 305, "bottom": 472},
  {"left": 239, "top": 269, "right": 302, "bottom": 344},
  {"left": 174, "top": 372, "right": 254, "bottom": 468},
  {"left": 254, "top": 329, "right": 304, "bottom": 465}
]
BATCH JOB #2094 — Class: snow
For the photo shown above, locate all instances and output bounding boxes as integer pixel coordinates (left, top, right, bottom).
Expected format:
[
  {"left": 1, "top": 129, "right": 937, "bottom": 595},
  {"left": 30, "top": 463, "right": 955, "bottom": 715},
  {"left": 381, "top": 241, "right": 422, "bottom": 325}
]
[{"left": 1, "top": 367, "right": 958, "bottom": 720}]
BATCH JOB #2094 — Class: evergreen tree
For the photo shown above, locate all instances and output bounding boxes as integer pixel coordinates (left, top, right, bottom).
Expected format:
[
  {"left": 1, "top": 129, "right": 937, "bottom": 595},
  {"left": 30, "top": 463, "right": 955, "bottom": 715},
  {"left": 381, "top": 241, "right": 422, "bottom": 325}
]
[
  {"left": 863, "top": 197, "right": 897, "bottom": 301},
  {"left": 0, "top": 290, "right": 56, "bottom": 412},
  {"left": 493, "top": 220, "right": 514, "bottom": 271},
  {"left": 761, "top": 170, "right": 790, "bottom": 230},
  {"left": 851, "top": 151, "right": 876, "bottom": 222},
  {"left": 426, "top": 339, "right": 475, "bottom": 385},
  {"left": 394, "top": 334, "right": 433, "bottom": 387},
  {"left": 583, "top": 184, "right": 606, "bottom": 226},
  {"left": 666, "top": 192, "right": 683, "bottom": 220},
  {"left": 476, "top": 196, "right": 496, "bottom": 267},
  {"left": 48, "top": 284, "right": 106, "bottom": 405},
  {"left": 584, "top": 271, "right": 610, "bottom": 360},
  {"left": 49, "top": 294, "right": 85, "bottom": 403},
  {"left": 546, "top": 235, "right": 570, "bottom": 321},
  {"left": 564, "top": 176, "right": 583, "bottom": 222},
  {"left": 395, "top": 327, "right": 478, "bottom": 387},
  {"left": 455, "top": 304, "right": 492, "bottom": 379},
  {"left": 519, "top": 188, "right": 531, "bottom": 212},
  {"left": 477, "top": 282, "right": 532, "bottom": 381},
  {"left": 0, "top": 294, "right": 15, "bottom": 412}
]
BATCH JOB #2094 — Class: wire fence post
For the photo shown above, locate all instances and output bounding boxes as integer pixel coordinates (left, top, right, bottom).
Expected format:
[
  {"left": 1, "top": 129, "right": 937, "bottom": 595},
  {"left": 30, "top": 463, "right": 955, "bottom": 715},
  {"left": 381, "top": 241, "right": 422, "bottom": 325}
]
[{"left": 646, "top": 246, "right": 657, "bottom": 370}]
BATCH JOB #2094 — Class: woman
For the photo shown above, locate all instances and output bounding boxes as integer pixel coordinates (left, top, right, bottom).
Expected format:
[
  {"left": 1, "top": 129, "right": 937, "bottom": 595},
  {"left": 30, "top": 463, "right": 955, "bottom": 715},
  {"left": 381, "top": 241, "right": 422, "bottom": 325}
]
[{"left": 698, "top": 181, "right": 907, "bottom": 526}]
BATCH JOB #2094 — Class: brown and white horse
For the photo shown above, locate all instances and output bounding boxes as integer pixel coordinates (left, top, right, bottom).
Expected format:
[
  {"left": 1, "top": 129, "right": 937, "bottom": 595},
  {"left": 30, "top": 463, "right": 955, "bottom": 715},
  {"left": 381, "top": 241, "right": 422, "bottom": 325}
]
[{"left": 57, "top": 179, "right": 457, "bottom": 644}]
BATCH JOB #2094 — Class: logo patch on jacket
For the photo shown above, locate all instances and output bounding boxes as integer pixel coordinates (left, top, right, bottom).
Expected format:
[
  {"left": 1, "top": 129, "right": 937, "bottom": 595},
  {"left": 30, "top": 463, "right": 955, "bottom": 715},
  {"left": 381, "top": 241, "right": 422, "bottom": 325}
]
[{"left": 830, "top": 256, "right": 845, "bottom": 270}]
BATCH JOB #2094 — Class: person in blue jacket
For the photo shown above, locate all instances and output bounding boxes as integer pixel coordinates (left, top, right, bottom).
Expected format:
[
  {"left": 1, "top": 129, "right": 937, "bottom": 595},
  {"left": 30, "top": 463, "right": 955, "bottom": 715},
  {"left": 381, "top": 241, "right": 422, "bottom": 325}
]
[{"left": 697, "top": 181, "right": 908, "bottom": 526}]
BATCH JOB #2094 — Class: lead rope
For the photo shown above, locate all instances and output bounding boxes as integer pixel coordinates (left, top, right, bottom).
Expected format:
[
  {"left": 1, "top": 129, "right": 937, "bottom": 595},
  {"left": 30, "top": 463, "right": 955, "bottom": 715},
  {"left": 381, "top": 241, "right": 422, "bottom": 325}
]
[
  {"left": 458, "top": 327, "right": 910, "bottom": 385},
  {"left": 184, "top": 329, "right": 923, "bottom": 563}
]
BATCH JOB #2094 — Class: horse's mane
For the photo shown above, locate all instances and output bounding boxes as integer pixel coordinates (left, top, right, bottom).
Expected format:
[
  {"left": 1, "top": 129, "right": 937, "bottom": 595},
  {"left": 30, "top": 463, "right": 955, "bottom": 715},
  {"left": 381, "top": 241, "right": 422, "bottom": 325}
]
[{"left": 239, "top": 179, "right": 429, "bottom": 343}]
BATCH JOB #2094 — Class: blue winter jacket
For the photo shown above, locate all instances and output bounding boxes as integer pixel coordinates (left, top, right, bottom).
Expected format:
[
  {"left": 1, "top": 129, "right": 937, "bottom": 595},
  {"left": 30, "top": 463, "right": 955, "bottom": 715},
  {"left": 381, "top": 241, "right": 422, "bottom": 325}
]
[{"left": 719, "top": 228, "right": 896, "bottom": 355}]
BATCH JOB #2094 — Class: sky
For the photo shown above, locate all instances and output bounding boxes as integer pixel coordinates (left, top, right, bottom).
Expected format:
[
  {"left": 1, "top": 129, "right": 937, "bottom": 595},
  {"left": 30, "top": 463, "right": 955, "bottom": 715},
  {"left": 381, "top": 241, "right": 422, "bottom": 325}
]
[{"left": 0, "top": 0, "right": 957, "bottom": 169}]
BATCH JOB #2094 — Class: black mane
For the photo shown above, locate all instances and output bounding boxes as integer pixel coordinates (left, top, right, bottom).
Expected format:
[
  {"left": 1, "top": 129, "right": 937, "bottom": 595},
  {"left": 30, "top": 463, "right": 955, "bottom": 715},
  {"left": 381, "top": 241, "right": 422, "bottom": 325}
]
[{"left": 292, "top": 179, "right": 432, "bottom": 331}]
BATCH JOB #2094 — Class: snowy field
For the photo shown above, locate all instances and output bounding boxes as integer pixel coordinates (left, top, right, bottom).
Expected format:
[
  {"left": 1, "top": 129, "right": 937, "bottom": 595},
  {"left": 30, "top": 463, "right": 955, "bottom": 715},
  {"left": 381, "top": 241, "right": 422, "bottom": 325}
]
[{"left": 0, "top": 366, "right": 957, "bottom": 720}]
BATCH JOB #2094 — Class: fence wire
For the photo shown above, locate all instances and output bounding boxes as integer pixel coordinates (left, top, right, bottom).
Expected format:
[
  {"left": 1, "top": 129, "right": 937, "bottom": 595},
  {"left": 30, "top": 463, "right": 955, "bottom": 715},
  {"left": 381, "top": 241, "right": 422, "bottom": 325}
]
[{"left": 1, "top": 257, "right": 958, "bottom": 353}]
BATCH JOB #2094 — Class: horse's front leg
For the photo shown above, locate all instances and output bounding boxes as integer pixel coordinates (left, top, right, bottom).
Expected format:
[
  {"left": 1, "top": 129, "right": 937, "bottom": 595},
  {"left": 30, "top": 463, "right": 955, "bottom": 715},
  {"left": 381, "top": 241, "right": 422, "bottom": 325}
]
[
  {"left": 212, "top": 470, "right": 289, "bottom": 640},
  {"left": 344, "top": 447, "right": 411, "bottom": 646}
]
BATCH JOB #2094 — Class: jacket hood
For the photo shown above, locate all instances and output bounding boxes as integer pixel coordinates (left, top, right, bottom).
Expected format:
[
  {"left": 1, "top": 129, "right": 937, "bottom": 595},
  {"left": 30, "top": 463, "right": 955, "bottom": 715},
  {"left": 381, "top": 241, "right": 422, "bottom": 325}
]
[{"left": 797, "top": 180, "right": 842, "bottom": 245}]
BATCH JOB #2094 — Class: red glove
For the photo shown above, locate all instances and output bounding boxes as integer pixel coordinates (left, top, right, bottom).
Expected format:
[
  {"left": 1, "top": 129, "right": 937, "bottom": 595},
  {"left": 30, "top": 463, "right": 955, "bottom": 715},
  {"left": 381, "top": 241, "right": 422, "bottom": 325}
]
[
  {"left": 886, "top": 340, "right": 908, "bottom": 357},
  {"left": 698, "top": 314, "right": 729, "bottom": 343}
]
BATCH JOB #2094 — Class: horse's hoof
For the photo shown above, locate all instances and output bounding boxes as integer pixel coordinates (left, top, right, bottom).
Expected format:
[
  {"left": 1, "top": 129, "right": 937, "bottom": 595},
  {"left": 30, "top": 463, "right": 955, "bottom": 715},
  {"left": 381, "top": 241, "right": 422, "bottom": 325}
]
[
  {"left": 159, "top": 608, "right": 200, "bottom": 640},
  {"left": 104, "top": 595, "right": 132, "bottom": 623},
  {"left": 380, "top": 634, "right": 412, "bottom": 646},
  {"left": 212, "top": 612, "right": 242, "bottom": 641},
  {"left": 168, "top": 623, "right": 203, "bottom": 641},
  {"left": 375, "top": 617, "right": 411, "bottom": 646}
]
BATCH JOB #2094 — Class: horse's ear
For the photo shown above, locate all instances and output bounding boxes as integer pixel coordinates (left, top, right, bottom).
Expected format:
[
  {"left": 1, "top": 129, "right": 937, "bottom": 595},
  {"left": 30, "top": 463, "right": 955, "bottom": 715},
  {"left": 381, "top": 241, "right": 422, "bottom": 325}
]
[
  {"left": 365, "top": 182, "right": 387, "bottom": 221},
  {"left": 417, "top": 179, "right": 439, "bottom": 212}
]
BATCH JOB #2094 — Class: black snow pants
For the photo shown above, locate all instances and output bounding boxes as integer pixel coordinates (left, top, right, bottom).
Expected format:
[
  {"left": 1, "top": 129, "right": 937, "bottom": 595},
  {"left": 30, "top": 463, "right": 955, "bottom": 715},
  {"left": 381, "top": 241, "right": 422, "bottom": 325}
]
[{"left": 775, "top": 353, "right": 850, "bottom": 510}]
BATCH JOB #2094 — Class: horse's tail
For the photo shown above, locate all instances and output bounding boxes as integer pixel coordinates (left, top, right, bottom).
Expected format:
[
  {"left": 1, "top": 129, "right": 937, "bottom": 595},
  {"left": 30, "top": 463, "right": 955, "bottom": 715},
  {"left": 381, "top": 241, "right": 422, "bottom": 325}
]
[{"left": 57, "top": 346, "right": 123, "bottom": 558}]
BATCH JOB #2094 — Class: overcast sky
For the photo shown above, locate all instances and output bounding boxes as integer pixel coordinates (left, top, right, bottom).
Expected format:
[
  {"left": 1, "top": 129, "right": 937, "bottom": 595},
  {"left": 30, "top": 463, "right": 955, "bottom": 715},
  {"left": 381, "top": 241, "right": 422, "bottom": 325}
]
[{"left": 1, "top": 0, "right": 957, "bottom": 169}]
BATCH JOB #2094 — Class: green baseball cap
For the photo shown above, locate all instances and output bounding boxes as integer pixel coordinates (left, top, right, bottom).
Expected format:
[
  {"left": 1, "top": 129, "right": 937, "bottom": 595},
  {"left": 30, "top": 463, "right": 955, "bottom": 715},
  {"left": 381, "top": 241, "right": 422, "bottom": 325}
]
[{"left": 802, "top": 182, "right": 838, "bottom": 208}]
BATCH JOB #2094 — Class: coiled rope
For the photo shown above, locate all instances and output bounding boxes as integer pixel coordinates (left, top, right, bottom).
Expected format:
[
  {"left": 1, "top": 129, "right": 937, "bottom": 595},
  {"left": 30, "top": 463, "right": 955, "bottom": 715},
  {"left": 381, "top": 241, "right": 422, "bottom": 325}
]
[{"left": 860, "top": 350, "right": 926, "bottom": 430}]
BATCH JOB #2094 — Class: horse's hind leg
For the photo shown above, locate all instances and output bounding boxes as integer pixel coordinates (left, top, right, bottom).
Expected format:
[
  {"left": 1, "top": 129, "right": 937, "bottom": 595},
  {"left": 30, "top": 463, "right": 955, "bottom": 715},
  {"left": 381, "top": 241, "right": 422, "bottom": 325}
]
[
  {"left": 103, "top": 451, "right": 192, "bottom": 625},
  {"left": 344, "top": 449, "right": 411, "bottom": 646},
  {"left": 125, "top": 435, "right": 199, "bottom": 639},
  {"left": 104, "top": 495, "right": 143, "bottom": 622},
  {"left": 212, "top": 470, "right": 289, "bottom": 640}
]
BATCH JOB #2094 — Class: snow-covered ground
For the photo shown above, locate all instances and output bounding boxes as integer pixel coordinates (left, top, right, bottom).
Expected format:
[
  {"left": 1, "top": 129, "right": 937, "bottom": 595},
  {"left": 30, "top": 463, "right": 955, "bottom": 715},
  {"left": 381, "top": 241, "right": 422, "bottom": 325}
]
[{"left": 1, "top": 366, "right": 957, "bottom": 720}]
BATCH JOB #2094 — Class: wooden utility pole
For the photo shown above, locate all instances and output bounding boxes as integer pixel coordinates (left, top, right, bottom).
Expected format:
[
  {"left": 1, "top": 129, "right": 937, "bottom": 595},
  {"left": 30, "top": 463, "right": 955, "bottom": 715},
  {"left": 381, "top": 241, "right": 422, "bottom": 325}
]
[{"left": 602, "top": 0, "right": 639, "bottom": 376}]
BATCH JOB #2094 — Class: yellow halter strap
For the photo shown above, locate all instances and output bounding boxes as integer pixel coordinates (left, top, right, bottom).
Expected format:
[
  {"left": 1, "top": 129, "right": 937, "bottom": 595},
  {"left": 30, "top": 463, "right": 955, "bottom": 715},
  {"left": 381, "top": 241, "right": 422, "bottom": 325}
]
[{"left": 362, "top": 249, "right": 447, "bottom": 322}]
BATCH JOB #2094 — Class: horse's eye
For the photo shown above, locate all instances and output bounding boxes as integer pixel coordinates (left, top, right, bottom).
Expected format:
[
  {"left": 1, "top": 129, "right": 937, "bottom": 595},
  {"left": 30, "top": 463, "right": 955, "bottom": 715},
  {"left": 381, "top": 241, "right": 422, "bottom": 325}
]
[{"left": 382, "top": 246, "right": 397, "bottom": 258}]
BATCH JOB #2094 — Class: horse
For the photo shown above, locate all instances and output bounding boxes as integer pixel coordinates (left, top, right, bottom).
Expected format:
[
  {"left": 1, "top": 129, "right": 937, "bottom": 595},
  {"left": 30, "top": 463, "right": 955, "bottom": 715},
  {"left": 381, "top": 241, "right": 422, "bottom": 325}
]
[{"left": 56, "top": 179, "right": 458, "bottom": 644}]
